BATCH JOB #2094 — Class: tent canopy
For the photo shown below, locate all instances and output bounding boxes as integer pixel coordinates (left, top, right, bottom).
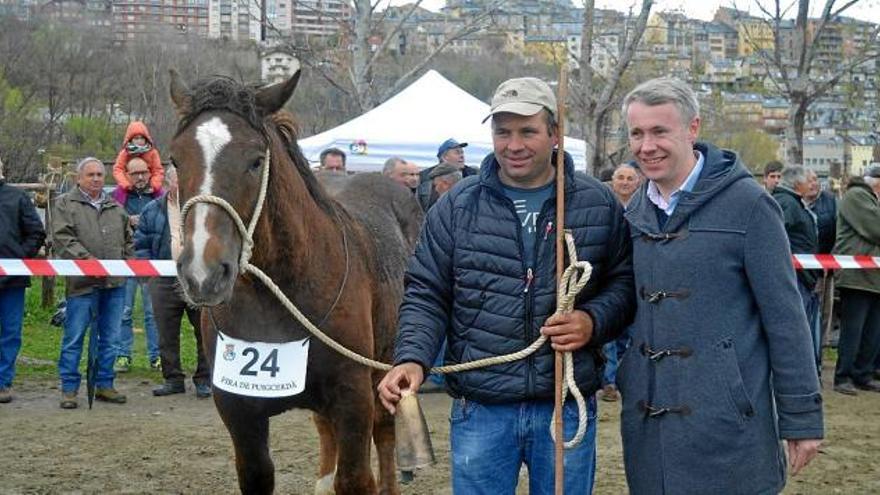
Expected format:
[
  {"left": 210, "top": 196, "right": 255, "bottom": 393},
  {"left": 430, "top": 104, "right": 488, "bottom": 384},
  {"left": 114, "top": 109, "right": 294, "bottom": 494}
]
[{"left": 298, "top": 70, "right": 587, "bottom": 172}]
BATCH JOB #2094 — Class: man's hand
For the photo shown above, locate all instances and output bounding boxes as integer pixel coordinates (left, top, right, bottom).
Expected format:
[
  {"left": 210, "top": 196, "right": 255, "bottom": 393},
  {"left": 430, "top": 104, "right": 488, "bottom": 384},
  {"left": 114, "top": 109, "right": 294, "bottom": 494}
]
[
  {"left": 540, "top": 309, "right": 593, "bottom": 352},
  {"left": 786, "top": 438, "right": 822, "bottom": 476},
  {"left": 377, "top": 362, "right": 424, "bottom": 415},
  {"left": 129, "top": 215, "right": 140, "bottom": 228}
]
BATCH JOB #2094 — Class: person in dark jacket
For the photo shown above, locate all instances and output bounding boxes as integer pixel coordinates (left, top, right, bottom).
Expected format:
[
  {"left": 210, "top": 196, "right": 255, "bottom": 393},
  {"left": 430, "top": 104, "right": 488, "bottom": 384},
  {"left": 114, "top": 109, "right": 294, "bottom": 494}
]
[
  {"left": 832, "top": 166, "right": 880, "bottom": 395},
  {"left": 0, "top": 157, "right": 47, "bottom": 403},
  {"left": 620, "top": 77, "right": 823, "bottom": 494},
  {"left": 805, "top": 169, "right": 837, "bottom": 254},
  {"left": 416, "top": 138, "right": 478, "bottom": 210},
  {"left": 134, "top": 167, "right": 210, "bottom": 398},
  {"left": 773, "top": 165, "right": 821, "bottom": 374},
  {"left": 379, "top": 77, "right": 635, "bottom": 493},
  {"left": 112, "top": 156, "right": 163, "bottom": 373}
]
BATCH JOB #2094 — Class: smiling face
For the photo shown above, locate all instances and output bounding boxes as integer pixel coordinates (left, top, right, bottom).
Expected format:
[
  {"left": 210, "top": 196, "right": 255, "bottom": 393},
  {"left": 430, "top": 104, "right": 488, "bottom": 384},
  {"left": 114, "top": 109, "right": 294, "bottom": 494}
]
[
  {"left": 626, "top": 101, "right": 700, "bottom": 196},
  {"left": 492, "top": 110, "right": 558, "bottom": 189}
]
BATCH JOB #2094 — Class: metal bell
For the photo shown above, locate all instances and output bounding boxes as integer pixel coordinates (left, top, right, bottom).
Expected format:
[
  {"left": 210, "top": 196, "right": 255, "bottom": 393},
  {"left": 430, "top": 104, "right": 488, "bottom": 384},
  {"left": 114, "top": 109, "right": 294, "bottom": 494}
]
[{"left": 395, "top": 390, "right": 436, "bottom": 471}]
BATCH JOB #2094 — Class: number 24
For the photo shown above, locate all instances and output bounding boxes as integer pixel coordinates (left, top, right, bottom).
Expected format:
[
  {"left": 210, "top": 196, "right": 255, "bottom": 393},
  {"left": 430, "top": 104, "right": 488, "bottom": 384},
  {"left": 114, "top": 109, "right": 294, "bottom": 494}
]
[{"left": 240, "top": 348, "right": 280, "bottom": 377}]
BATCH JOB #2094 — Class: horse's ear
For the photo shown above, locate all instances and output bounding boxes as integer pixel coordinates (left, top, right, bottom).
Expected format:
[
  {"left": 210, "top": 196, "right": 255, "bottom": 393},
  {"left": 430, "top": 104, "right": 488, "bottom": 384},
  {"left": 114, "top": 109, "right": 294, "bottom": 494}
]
[
  {"left": 255, "top": 70, "right": 301, "bottom": 116},
  {"left": 169, "top": 69, "right": 192, "bottom": 116}
]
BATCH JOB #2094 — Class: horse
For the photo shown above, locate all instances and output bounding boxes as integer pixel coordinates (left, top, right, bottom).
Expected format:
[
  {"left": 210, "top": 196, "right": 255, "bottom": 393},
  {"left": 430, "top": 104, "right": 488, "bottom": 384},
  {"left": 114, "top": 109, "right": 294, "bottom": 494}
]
[{"left": 168, "top": 69, "right": 423, "bottom": 494}]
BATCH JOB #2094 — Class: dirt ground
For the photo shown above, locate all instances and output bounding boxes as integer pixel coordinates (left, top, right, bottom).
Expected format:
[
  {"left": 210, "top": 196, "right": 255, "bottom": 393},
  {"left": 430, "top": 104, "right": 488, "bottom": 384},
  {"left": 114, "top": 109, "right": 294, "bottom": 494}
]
[{"left": 1, "top": 366, "right": 879, "bottom": 494}]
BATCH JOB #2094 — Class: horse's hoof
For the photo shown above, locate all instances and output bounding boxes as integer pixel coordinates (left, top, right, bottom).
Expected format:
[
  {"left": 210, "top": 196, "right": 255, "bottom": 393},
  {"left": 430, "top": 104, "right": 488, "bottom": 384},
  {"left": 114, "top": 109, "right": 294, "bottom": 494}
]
[{"left": 315, "top": 472, "right": 336, "bottom": 495}]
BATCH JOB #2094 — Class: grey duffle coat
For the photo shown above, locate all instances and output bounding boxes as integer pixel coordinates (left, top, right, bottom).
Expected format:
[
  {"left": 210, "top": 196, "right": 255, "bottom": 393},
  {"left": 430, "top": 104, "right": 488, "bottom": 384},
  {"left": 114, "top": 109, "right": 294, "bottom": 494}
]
[{"left": 618, "top": 142, "right": 824, "bottom": 494}]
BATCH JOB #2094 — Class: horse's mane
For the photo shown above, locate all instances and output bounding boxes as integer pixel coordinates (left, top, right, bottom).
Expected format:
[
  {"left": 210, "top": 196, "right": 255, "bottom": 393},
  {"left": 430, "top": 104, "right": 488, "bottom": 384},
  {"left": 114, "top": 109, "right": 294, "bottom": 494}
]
[{"left": 176, "top": 75, "right": 337, "bottom": 216}]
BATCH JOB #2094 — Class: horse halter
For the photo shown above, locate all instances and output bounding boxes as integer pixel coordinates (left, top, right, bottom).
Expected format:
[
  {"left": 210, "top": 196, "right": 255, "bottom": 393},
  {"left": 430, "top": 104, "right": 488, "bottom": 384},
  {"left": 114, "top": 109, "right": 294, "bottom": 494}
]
[
  {"left": 180, "top": 146, "right": 271, "bottom": 273},
  {"left": 179, "top": 144, "right": 349, "bottom": 327}
]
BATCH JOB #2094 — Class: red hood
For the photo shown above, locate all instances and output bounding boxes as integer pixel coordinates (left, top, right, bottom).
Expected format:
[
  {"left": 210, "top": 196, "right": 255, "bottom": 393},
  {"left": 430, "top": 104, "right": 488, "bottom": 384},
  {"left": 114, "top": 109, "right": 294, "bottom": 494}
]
[{"left": 123, "top": 121, "right": 154, "bottom": 145}]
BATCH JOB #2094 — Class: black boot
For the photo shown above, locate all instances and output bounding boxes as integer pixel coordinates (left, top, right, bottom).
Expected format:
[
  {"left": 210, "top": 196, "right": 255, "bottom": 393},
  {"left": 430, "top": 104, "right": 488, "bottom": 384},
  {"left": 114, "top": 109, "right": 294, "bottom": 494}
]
[{"left": 153, "top": 382, "right": 186, "bottom": 396}]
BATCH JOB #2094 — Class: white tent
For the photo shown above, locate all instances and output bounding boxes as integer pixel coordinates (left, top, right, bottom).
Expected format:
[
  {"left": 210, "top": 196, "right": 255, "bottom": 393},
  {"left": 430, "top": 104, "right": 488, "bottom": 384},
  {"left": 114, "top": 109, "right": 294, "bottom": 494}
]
[{"left": 298, "top": 70, "right": 587, "bottom": 172}]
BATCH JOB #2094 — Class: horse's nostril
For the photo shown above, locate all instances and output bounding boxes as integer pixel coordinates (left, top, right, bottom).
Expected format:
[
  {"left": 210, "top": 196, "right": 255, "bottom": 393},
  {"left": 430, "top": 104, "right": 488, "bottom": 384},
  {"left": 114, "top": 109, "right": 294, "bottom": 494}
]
[{"left": 220, "top": 262, "right": 232, "bottom": 280}]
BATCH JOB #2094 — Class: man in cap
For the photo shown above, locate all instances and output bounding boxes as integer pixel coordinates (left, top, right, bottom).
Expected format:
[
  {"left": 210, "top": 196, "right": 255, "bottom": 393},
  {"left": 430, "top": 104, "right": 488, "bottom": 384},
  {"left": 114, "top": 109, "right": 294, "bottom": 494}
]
[
  {"left": 416, "top": 138, "right": 478, "bottom": 210},
  {"left": 429, "top": 162, "right": 463, "bottom": 196},
  {"left": 378, "top": 77, "right": 634, "bottom": 493}
]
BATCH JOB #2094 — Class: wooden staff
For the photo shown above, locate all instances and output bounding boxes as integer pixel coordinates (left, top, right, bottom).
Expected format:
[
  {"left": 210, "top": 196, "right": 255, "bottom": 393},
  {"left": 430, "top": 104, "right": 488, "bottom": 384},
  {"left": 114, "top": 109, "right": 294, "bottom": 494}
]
[{"left": 554, "top": 66, "right": 568, "bottom": 495}]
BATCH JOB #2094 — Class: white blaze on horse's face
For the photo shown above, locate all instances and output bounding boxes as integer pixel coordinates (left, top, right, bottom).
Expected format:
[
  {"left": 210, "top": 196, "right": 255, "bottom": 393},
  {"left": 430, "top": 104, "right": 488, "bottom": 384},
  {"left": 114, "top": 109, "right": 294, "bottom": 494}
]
[{"left": 190, "top": 116, "right": 232, "bottom": 287}]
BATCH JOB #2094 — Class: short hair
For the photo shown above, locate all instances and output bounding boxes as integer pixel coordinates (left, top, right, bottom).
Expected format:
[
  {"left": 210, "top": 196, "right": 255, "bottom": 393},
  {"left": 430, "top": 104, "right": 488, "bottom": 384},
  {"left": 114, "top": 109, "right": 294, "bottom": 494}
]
[
  {"left": 764, "top": 160, "right": 784, "bottom": 176},
  {"left": 319, "top": 148, "right": 346, "bottom": 166},
  {"left": 622, "top": 77, "right": 700, "bottom": 126},
  {"left": 598, "top": 167, "right": 615, "bottom": 182},
  {"left": 75, "top": 157, "right": 104, "bottom": 174},
  {"left": 382, "top": 156, "right": 406, "bottom": 175},
  {"left": 780, "top": 165, "right": 808, "bottom": 189}
]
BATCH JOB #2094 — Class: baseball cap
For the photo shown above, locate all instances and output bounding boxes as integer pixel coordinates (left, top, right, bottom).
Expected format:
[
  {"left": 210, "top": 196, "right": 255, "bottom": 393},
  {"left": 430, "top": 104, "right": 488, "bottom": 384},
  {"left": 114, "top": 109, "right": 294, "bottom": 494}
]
[
  {"left": 865, "top": 164, "right": 880, "bottom": 178},
  {"left": 429, "top": 162, "right": 461, "bottom": 180},
  {"left": 483, "top": 77, "right": 557, "bottom": 123},
  {"left": 437, "top": 138, "right": 467, "bottom": 160}
]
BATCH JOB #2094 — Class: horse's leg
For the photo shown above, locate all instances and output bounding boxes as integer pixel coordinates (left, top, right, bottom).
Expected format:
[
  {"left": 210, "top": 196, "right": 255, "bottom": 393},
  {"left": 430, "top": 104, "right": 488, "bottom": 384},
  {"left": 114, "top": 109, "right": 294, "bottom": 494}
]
[
  {"left": 218, "top": 401, "right": 274, "bottom": 494},
  {"left": 372, "top": 399, "right": 399, "bottom": 495},
  {"left": 313, "top": 412, "right": 337, "bottom": 495},
  {"left": 332, "top": 370, "right": 378, "bottom": 495}
]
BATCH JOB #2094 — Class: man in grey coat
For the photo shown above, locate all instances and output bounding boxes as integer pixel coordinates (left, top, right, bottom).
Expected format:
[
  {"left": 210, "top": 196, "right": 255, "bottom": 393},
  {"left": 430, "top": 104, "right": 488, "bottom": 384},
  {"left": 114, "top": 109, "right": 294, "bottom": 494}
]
[{"left": 618, "top": 77, "right": 823, "bottom": 494}]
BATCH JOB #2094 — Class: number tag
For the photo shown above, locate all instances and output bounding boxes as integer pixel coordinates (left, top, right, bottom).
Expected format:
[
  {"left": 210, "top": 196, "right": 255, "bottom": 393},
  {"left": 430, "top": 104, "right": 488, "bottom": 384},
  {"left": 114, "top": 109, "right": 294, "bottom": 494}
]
[{"left": 212, "top": 331, "right": 309, "bottom": 398}]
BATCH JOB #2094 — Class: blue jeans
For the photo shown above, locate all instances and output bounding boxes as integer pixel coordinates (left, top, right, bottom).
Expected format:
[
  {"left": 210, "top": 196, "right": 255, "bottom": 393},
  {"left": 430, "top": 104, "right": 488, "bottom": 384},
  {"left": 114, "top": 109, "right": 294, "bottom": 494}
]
[
  {"left": 602, "top": 328, "right": 631, "bottom": 387},
  {"left": 58, "top": 287, "right": 125, "bottom": 393},
  {"left": 0, "top": 287, "right": 26, "bottom": 388},
  {"left": 116, "top": 278, "right": 158, "bottom": 360},
  {"left": 450, "top": 397, "right": 597, "bottom": 494},
  {"left": 797, "top": 281, "right": 821, "bottom": 374}
]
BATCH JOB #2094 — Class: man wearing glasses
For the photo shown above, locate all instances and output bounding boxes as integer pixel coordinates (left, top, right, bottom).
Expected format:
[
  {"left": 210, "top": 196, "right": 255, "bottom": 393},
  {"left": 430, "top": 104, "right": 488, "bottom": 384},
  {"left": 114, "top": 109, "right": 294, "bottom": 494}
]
[{"left": 111, "top": 156, "right": 163, "bottom": 372}]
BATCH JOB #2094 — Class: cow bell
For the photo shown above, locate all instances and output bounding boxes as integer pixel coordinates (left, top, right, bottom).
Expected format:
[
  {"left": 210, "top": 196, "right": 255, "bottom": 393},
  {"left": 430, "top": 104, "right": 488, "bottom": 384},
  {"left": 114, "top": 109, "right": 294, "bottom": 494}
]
[{"left": 395, "top": 390, "right": 436, "bottom": 471}]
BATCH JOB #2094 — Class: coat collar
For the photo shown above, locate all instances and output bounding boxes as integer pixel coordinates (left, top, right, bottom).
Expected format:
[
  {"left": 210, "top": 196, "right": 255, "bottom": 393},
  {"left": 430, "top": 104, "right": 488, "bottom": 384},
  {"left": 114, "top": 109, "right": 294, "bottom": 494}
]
[{"left": 626, "top": 142, "right": 747, "bottom": 234}]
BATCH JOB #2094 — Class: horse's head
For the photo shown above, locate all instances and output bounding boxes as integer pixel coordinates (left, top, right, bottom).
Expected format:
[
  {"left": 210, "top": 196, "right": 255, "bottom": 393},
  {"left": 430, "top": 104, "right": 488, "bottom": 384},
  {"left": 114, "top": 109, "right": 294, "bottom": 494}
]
[{"left": 169, "top": 70, "right": 300, "bottom": 306}]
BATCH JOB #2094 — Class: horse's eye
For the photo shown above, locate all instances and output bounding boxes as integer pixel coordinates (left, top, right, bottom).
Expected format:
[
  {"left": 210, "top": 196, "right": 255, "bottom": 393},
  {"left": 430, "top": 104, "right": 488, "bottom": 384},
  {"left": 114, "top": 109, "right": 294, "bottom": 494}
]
[{"left": 250, "top": 158, "right": 263, "bottom": 171}]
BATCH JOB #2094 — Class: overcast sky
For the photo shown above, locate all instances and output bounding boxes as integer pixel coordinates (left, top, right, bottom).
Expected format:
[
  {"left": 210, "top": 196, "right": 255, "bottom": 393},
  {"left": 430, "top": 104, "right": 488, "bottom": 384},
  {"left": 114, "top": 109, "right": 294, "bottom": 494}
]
[{"left": 391, "top": 0, "right": 879, "bottom": 23}]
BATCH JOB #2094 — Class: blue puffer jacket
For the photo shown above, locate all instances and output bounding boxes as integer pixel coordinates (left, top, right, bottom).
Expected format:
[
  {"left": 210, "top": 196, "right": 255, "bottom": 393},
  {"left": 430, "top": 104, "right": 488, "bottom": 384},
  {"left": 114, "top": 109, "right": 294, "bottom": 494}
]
[
  {"left": 134, "top": 195, "right": 171, "bottom": 260},
  {"left": 394, "top": 152, "right": 635, "bottom": 404}
]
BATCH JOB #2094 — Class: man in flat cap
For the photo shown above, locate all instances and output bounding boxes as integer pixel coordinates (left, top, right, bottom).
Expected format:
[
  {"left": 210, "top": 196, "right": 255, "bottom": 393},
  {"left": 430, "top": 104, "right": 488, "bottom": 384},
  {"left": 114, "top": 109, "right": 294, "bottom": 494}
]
[
  {"left": 417, "top": 138, "right": 478, "bottom": 210},
  {"left": 379, "top": 77, "right": 634, "bottom": 493}
]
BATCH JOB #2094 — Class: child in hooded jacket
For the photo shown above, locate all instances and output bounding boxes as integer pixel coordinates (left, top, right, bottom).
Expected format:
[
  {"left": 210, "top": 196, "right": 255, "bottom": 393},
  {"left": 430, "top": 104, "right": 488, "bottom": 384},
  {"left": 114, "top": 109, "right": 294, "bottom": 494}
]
[{"left": 112, "top": 121, "right": 164, "bottom": 191}]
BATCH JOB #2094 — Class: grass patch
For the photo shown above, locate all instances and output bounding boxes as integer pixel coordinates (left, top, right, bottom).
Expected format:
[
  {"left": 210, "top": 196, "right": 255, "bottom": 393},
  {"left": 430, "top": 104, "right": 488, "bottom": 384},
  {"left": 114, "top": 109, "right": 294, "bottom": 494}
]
[{"left": 15, "top": 279, "right": 199, "bottom": 385}]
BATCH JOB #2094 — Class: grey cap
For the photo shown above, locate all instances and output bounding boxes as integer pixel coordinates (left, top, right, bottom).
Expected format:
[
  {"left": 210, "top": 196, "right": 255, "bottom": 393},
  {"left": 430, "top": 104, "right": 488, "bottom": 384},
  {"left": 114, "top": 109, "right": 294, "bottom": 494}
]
[
  {"left": 865, "top": 164, "right": 880, "bottom": 178},
  {"left": 483, "top": 77, "right": 557, "bottom": 123},
  {"left": 429, "top": 163, "right": 460, "bottom": 179}
]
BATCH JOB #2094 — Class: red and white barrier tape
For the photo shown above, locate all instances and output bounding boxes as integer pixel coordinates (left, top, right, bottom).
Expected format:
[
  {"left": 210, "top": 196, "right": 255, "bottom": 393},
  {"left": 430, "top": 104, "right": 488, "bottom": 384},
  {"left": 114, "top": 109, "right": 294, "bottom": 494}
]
[
  {"left": 792, "top": 254, "right": 880, "bottom": 270},
  {"left": 0, "top": 255, "right": 878, "bottom": 277},
  {"left": 0, "top": 259, "right": 177, "bottom": 277}
]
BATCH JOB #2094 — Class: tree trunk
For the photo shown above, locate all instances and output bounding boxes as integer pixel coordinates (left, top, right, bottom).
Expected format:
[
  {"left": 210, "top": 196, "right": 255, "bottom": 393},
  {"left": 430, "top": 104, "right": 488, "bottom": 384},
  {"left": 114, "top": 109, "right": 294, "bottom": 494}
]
[
  {"left": 351, "top": 1, "right": 375, "bottom": 111},
  {"left": 785, "top": 94, "right": 807, "bottom": 165}
]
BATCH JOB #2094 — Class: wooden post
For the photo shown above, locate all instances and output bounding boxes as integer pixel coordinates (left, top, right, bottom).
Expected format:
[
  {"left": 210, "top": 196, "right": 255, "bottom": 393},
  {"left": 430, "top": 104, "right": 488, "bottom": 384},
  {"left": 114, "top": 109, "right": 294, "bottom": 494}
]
[{"left": 554, "top": 67, "right": 568, "bottom": 495}]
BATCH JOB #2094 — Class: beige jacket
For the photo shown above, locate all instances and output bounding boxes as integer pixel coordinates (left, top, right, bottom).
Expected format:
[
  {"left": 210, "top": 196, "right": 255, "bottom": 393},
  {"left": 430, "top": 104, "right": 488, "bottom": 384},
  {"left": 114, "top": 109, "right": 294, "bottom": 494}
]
[{"left": 51, "top": 189, "right": 133, "bottom": 297}]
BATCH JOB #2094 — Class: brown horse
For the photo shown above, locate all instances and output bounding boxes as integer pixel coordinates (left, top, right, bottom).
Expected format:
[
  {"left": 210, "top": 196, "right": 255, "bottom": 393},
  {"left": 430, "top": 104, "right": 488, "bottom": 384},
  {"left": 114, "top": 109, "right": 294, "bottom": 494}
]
[{"left": 168, "top": 70, "right": 423, "bottom": 494}]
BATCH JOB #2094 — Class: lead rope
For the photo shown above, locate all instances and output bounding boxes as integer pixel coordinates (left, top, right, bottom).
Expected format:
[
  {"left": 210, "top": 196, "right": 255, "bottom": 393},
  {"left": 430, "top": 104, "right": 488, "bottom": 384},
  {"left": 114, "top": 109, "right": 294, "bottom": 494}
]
[{"left": 180, "top": 148, "right": 593, "bottom": 448}]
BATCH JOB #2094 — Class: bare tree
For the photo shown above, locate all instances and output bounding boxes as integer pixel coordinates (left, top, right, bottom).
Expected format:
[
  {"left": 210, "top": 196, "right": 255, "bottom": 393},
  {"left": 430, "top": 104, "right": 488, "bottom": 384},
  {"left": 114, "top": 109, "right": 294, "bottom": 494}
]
[
  {"left": 746, "top": 0, "right": 880, "bottom": 164},
  {"left": 273, "top": 0, "right": 499, "bottom": 112},
  {"left": 576, "top": 0, "right": 654, "bottom": 175}
]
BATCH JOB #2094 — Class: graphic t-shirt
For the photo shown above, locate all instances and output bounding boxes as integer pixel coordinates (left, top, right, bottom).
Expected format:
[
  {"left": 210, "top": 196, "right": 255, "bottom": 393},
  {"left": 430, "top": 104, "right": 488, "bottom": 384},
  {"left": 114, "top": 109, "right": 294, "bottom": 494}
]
[{"left": 502, "top": 181, "right": 554, "bottom": 268}]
